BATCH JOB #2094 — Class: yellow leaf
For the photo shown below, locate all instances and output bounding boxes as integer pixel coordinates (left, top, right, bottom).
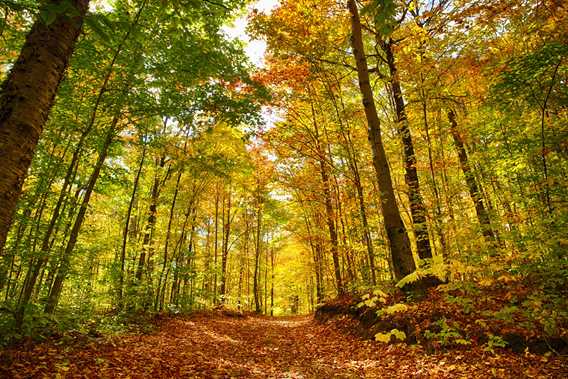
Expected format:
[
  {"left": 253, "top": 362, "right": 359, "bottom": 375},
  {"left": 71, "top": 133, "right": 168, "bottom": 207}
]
[
  {"left": 383, "top": 303, "right": 408, "bottom": 315},
  {"left": 391, "top": 329, "right": 406, "bottom": 341},
  {"left": 408, "top": 0, "right": 416, "bottom": 12},
  {"left": 375, "top": 332, "right": 391, "bottom": 343}
]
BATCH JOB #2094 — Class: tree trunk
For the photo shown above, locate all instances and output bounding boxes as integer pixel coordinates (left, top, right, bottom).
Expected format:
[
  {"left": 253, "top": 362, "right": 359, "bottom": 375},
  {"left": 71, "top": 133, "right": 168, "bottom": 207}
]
[
  {"left": 170, "top": 205, "right": 197, "bottom": 306},
  {"left": 264, "top": 239, "right": 268, "bottom": 315},
  {"left": 219, "top": 187, "right": 232, "bottom": 302},
  {"left": 118, "top": 144, "right": 146, "bottom": 306},
  {"left": 309, "top": 100, "right": 343, "bottom": 294},
  {"left": 44, "top": 114, "right": 119, "bottom": 313},
  {"left": 201, "top": 216, "right": 211, "bottom": 302},
  {"left": 336, "top": 184, "right": 356, "bottom": 284},
  {"left": 447, "top": 110, "right": 495, "bottom": 241},
  {"left": 155, "top": 166, "right": 183, "bottom": 311},
  {"left": 323, "top": 73, "right": 377, "bottom": 284},
  {"left": 237, "top": 212, "right": 249, "bottom": 312},
  {"left": 419, "top": 83, "right": 447, "bottom": 259},
  {"left": 270, "top": 245, "right": 274, "bottom": 316},
  {"left": 384, "top": 41, "right": 432, "bottom": 261},
  {"left": 3, "top": 134, "right": 69, "bottom": 291},
  {"left": 298, "top": 195, "right": 323, "bottom": 303},
  {"left": 213, "top": 186, "right": 219, "bottom": 304},
  {"left": 16, "top": 139, "right": 81, "bottom": 325},
  {"left": 319, "top": 159, "right": 344, "bottom": 294},
  {"left": 253, "top": 193, "right": 262, "bottom": 313},
  {"left": 135, "top": 153, "right": 168, "bottom": 284},
  {"left": 0, "top": 0, "right": 90, "bottom": 251},
  {"left": 347, "top": 0, "right": 415, "bottom": 281}
]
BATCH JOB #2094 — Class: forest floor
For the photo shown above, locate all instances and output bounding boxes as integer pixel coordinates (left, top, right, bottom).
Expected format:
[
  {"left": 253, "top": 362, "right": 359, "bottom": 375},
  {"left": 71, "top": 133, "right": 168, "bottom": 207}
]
[{"left": 1, "top": 311, "right": 567, "bottom": 378}]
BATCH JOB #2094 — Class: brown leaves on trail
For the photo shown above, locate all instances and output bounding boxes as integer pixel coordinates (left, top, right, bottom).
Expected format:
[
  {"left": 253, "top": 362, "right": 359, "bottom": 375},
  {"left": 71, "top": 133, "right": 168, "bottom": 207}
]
[{"left": 1, "top": 312, "right": 567, "bottom": 378}]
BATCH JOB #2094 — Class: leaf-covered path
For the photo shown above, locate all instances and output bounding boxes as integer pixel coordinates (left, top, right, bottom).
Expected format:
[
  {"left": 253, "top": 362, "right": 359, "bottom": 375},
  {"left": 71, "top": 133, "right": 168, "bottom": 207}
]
[{"left": 2, "top": 313, "right": 567, "bottom": 378}]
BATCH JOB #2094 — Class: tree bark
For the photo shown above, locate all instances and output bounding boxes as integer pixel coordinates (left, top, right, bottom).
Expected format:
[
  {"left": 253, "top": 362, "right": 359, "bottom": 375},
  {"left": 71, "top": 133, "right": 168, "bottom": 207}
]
[
  {"left": 237, "top": 211, "right": 249, "bottom": 311},
  {"left": 447, "top": 110, "right": 495, "bottom": 241},
  {"left": 342, "top": 128, "right": 376, "bottom": 284},
  {"left": 270, "top": 245, "right": 274, "bottom": 316},
  {"left": 170, "top": 205, "right": 197, "bottom": 306},
  {"left": 264, "top": 237, "right": 268, "bottom": 315},
  {"left": 327, "top": 81, "right": 377, "bottom": 284},
  {"left": 309, "top": 100, "right": 343, "bottom": 294},
  {"left": 347, "top": 0, "right": 415, "bottom": 281},
  {"left": 135, "top": 153, "right": 168, "bottom": 283},
  {"left": 419, "top": 82, "right": 447, "bottom": 259},
  {"left": 384, "top": 41, "right": 432, "bottom": 261},
  {"left": 253, "top": 189, "right": 262, "bottom": 313},
  {"left": 213, "top": 185, "right": 219, "bottom": 304},
  {"left": 118, "top": 144, "right": 146, "bottom": 306},
  {"left": 0, "top": 0, "right": 90, "bottom": 252},
  {"left": 45, "top": 114, "right": 119, "bottom": 313},
  {"left": 155, "top": 162, "right": 183, "bottom": 310},
  {"left": 16, "top": 134, "right": 82, "bottom": 325},
  {"left": 219, "top": 187, "right": 232, "bottom": 302},
  {"left": 296, "top": 192, "right": 323, "bottom": 303},
  {"left": 319, "top": 159, "right": 343, "bottom": 294}
]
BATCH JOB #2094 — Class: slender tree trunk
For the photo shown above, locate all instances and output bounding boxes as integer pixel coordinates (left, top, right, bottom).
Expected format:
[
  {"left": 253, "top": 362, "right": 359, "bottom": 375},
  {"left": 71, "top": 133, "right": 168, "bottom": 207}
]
[
  {"left": 219, "top": 187, "right": 232, "bottom": 302},
  {"left": 201, "top": 217, "right": 211, "bottom": 302},
  {"left": 383, "top": 41, "right": 432, "bottom": 261},
  {"left": 270, "top": 245, "right": 274, "bottom": 316},
  {"left": 237, "top": 212, "right": 249, "bottom": 312},
  {"left": 1, "top": 207, "right": 30, "bottom": 296},
  {"left": 347, "top": 0, "right": 415, "bottom": 281},
  {"left": 336, "top": 185, "right": 356, "bottom": 284},
  {"left": 353, "top": 169, "right": 376, "bottom": 281},
  {"left": 473, "top": 159, "right": 503, "bottom": 246},
  {"left": 420, "top": 84, "right": 447, "bottom": 259},
  {"left": 323, "top": 74, "right": 377, "bottom": 284},
  {"left": 213, "top": 186, "right": 219, "bottom": 304},
  {"left": 170, "top": 205, "right": 197, "bottom": 306},
  {"left": 44, "top": 115, "right": 119, "bottom": 313},
  {"left": 180, "top": 222, "right": 194, "bottom": 308},
  {"left": 39, "top": 184, "right": 82, "bottom": 303},
  {"left": 253, "top": 192, "right": 262, "bottom": 313},
  {"left": 297, "top": 194, "right": 323, "bottom": 303},
  {"left": 342, "top": 127, "right": 376, "bottom": 284},
  {"left": 264, "top": 239, "right": 268, "bottom": 315},
  {"left": 436, "top": 111, "right": 460, "bottom": 255},
  {"left": 319, "top": 159, "right": 344, "bottom": 294},
  {"left": 16, "top": 139, "right": 81, "bottom": 323},
  {"left": 0, "top": 0, "right": 90, "bottom": 251},
  {"left": 246, "top": 223, "right": 251, "bottom": 312},
  {"left": 118, "top": 144, "right": 146, "bottom": 307},
  {"left": 155, "top": 160, "right": 186, "bottom": 310},
  {"left": 539, "top": 60, "right": 561, "bottom": 213},
  {"left": 309, "top": 100, "right": 343, "bottom": 294},
  {"left": 447, "top": 110, "right": 495, "bottom": 241},
  {"left": 135, "top": 152, "right": 169, "bottom": 292}
]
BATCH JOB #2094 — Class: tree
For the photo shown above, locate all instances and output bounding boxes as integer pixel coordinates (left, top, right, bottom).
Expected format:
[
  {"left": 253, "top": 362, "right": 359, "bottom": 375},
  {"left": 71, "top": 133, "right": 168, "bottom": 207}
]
[
  {"left": 347, "top": 0, "right": 415, "bottom": 281},
  {"left": 0, "top": 0, "right": 90, "bottom": 251}
]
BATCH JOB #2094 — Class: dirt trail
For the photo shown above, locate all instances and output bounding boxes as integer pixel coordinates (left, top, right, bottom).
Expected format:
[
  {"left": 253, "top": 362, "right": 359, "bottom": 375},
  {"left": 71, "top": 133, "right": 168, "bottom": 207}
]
[{"left": 1, "top": 313, "right": 566, "bottom": 378}]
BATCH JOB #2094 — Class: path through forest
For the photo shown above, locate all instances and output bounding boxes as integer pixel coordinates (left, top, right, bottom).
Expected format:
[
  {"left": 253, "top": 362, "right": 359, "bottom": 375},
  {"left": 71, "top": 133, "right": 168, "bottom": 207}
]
[{"left": 3, "top": 312, "right": 566, "bottom": 378}]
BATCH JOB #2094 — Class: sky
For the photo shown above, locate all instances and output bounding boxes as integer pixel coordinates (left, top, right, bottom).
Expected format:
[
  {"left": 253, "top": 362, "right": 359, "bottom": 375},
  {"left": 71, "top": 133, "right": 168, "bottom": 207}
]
[
  {"left": 223, "top": 0, "right": 280, "bottom": 67},
  {"left": 223, "top": 0, "right": 282, "bottom": 130}
]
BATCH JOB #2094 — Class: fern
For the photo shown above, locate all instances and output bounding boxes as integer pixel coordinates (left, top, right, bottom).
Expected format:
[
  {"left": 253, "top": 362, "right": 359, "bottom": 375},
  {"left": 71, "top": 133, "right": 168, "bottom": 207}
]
[
  {"left": 396, "top": 260, "right": 448, "bottom": 289},
  {"left": 375, "top": 328, "right": 406, "bottom": 343}
]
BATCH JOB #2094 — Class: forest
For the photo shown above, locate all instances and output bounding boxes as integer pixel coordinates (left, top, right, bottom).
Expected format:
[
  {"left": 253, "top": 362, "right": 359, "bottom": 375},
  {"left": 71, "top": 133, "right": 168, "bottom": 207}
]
[{"left": 0, "top": 0, "right": 567, "bottom": 377}]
